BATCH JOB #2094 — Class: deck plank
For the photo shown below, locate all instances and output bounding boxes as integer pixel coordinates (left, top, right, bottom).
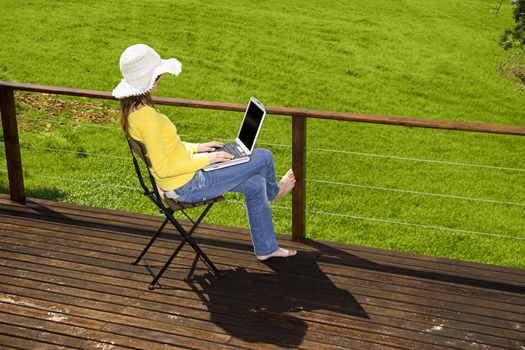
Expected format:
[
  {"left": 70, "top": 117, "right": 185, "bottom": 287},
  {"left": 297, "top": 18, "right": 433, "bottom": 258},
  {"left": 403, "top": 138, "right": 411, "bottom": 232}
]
[
  {"left": 2, "top": 198, "right": 524, "bottom": 286},
  {"left": 0, "top": 194, "right": 524, "bottom": 350}
]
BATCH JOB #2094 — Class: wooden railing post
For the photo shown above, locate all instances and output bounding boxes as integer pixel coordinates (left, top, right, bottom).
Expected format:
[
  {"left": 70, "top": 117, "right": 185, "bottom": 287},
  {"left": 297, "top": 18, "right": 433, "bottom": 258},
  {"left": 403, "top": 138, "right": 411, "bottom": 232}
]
[
  {"left": 0, "top": 88, "right": 25, "bottom": 204},
  {"left": 292, "top": 115, "right": 306, "bottom": 241}
]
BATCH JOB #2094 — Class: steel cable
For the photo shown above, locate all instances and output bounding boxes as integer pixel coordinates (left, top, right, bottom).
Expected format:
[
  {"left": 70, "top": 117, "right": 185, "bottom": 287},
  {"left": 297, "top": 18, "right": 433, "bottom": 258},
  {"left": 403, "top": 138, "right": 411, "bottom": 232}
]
[
  {"left": 222, "top": 199, "right": 525, "bottom": 241},
  {"left": 5, "top": 171, "right": 522, "bottom": 241},
  {"left": 10, "top": 146, "right": 525, "bottom": 207},
  {"left": 306, "top": 179, "right": 525, "bottom": 207},
  {"left": 22, "top": 117, "right": 525, "bottom": 172}
]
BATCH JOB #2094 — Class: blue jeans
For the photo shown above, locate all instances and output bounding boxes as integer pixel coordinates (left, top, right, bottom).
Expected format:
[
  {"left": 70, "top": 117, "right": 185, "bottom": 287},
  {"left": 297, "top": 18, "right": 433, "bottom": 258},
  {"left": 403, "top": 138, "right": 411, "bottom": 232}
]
[{"left": 170, "top": 148, "right": 280, "bottom": 256}]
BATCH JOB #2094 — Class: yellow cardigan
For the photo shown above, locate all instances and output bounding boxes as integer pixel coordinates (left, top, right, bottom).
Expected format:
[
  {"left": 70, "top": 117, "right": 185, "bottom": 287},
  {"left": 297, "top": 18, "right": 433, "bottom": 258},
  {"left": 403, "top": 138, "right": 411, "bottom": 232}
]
[{"left": 128, "top": 105, "right": 210, "bottom": 191}]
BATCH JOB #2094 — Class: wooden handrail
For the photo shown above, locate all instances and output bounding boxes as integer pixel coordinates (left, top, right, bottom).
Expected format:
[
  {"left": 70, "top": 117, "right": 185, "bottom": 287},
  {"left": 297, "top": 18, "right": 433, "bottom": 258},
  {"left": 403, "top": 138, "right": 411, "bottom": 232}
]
[
  {"left": 1, "top": 80, "right": 525, "bottom": 242},
  {"left": 2, "top": 81, "right": 525, "bottom": 136}
]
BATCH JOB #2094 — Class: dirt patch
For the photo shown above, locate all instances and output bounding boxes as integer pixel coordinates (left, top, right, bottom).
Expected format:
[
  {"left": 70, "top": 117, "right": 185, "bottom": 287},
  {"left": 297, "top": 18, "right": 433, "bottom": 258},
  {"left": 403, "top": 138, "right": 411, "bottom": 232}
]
[
  {"left": 499, "top": 52, "right": 525, "bottom": 92},
  {"left": 15, "top": 91, "right": 118, "bottom": 122},
  {"left": 507, "top": 63, "right": 525, "bottom": 89}
]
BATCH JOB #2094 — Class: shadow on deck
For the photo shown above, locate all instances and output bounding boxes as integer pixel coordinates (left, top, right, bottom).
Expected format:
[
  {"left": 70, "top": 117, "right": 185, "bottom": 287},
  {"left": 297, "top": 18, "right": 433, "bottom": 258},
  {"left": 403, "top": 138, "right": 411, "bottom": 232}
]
[{"left": 0, "top": 194, "right": 524, "bottom": 349}]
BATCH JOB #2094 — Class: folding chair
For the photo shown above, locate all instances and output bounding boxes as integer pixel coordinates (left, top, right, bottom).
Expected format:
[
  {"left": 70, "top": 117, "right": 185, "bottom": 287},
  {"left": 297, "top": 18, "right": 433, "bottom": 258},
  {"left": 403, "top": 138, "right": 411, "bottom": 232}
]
[{"left": 127, "top": 137, "right": 224, "bottom": 290}]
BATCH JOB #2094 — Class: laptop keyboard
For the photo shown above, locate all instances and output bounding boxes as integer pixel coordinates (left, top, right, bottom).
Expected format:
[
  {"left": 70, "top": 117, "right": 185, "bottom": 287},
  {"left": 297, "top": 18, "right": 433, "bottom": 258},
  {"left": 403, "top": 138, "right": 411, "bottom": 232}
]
[{"left": 216, "top": 142, "right": 246, "bottom": 159}]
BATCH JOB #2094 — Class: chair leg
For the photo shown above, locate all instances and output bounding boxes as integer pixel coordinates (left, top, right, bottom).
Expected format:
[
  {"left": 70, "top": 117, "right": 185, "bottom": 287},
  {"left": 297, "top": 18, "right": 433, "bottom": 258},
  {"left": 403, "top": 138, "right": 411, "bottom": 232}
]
[
  {"left": 165, "top": 206, "right": 223, "bottom": 278},
  {"left": 147, "top": 203, "right": 224, "bottom": 289},
  {"left": 134, "top": 217, "right": 169, "bottom": 265},
  {"left": 187, "top": 203, "right": 213, "bottom": 237},
  {"left": 186, "top": 253, "right": 200, "bottom": 281},
  {"left": 189, "top": 204, "right": 224, "bottom": 277},
  {"left": 149, "top": 237, "right": 187, "bottom": 290},
  {"left": 185, "top": 235, "right": 224, "bottom": 278}
]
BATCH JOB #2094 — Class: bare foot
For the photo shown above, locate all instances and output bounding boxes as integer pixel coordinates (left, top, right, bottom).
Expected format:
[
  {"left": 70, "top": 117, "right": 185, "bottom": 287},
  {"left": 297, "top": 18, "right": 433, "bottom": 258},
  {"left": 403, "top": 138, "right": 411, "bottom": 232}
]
[
  {"left": 272, "top": 169, "right": 296, "bottom": 202},
  {"left": 257, "top": 247, "right": 297, "bottom": 261}
]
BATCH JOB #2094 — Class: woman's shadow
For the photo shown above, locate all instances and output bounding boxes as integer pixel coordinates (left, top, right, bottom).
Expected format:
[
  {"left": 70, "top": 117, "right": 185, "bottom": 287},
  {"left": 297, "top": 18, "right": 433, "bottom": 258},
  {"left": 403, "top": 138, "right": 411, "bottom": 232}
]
[{"left": 188, "top": 240, "right": 370, "bottom": 348}]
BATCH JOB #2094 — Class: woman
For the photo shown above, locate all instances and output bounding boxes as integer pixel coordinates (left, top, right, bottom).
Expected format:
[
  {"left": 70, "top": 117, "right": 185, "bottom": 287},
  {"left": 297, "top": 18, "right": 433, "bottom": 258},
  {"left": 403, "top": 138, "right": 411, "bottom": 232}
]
[{"left": 112, "top": 44, "right": 297, "bottom": 261}]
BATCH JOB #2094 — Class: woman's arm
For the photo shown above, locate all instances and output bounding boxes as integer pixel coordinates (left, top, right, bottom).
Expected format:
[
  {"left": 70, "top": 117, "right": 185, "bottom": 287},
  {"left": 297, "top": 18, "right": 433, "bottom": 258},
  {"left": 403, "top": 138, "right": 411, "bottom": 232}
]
[
  {"left": 182, "top": 142, "right": 199, "bottom": 153},
  {"left": 181, "top": 141, "right": 224, "bottom": 153},
  {"left": 197, "top": 141, "right": 224, "bottom": 153},
  {"left": 140, "top": 119, "right": 210, "bottom": 179}
]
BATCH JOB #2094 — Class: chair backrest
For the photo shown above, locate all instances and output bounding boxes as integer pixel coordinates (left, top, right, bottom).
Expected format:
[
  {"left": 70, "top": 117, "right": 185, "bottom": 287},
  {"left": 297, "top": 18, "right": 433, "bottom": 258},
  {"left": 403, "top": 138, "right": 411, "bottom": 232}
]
[
  {"left": 127, "top": 137, "right": 165, "bottom": 208},
  {"left": 128, "top": 137, "right": 152, "bottom": 168}
]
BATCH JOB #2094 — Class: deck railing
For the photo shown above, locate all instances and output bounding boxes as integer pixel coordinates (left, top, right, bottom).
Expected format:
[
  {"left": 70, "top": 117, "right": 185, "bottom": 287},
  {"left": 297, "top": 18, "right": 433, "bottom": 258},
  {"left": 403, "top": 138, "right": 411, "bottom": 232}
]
[{"left": 1, "top": 81, "right": 525, "bottom": 241}]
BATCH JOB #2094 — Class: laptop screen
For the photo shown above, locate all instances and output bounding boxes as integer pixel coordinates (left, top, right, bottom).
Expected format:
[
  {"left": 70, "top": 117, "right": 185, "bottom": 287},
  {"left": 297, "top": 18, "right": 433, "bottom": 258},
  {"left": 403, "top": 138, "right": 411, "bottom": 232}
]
[{"left": 238, "top": 100, "right": 264, "bottom": 151}]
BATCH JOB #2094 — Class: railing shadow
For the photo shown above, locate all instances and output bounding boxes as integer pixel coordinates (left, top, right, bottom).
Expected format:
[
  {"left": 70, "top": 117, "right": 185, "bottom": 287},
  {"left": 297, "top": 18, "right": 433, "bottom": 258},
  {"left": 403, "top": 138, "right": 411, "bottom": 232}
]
[
  {"left": 302, "top": 239, "right": 525, "bottom": 294},
  {"left": 0, "top": 196, "right": 156, "bottom": 237}
]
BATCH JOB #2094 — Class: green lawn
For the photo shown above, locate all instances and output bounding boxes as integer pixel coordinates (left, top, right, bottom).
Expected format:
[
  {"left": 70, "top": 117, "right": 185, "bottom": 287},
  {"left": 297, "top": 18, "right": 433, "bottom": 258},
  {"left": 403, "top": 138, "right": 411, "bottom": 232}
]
[{"left": 1, "top": 0, "right": 524, "bottom": 268}]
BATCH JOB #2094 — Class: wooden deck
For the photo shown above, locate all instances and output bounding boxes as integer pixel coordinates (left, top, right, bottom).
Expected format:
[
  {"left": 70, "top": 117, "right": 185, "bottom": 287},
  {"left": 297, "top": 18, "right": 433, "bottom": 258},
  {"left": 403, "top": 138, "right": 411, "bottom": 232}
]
[{"left": 0, "top": 194, "right": 524, "bottom": 350}]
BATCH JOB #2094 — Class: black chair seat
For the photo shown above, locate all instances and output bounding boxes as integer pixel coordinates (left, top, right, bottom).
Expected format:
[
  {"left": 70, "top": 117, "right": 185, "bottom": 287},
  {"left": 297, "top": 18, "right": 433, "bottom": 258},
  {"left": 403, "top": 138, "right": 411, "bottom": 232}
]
[{"left": 163, "top": 195, "right": 225, "bottom": 212}]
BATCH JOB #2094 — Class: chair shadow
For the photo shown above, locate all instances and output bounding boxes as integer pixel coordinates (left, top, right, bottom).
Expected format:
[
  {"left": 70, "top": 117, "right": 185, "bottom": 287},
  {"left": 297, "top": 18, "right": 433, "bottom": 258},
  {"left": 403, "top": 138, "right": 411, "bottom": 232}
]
[
  {"left": 188, "top": 244, "right": 369, "bottom": 348},
  {"left": 185, "top": 236, "right": 525, "bottom": 347}
]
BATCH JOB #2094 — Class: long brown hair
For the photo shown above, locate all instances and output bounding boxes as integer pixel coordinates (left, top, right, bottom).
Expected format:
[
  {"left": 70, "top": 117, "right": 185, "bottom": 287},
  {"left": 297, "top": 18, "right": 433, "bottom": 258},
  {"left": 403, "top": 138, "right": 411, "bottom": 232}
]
[{"left": 119, "top": 93, "right": 154, "bottom": 137}]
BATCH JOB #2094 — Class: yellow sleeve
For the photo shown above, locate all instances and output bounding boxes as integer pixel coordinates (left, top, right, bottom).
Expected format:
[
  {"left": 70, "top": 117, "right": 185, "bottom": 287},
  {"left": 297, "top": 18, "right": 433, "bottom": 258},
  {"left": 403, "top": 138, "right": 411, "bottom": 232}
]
[
  {"left": 182, "top": 142, "right": 200, "bottom": 153},
  {"left": 140, "top": 119, "right": 209, "bottom": 179}
]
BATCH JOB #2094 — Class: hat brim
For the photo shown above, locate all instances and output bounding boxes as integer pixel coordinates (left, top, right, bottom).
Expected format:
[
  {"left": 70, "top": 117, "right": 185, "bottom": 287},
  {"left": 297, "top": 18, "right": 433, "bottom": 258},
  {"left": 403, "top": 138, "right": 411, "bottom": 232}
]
[{"left": 112, "top": 57, "right": 182, "bottom": 99}]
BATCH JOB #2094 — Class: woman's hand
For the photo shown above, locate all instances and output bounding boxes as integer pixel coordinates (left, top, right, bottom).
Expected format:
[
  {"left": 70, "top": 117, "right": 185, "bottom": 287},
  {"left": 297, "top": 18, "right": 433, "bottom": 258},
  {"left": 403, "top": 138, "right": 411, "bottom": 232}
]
[
  {"left": 206, "top": 151, "right": 234, "bottom": 164},
  {"left": 198, "top": 141, "right": 224, "bottom": 153}
]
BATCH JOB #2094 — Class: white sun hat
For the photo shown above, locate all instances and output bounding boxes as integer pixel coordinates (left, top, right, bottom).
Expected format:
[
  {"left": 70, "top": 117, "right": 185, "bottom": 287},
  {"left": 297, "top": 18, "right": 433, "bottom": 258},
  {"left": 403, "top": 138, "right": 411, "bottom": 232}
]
[{"left": 112, "top": 44, "right": 182, "bottom": 99}]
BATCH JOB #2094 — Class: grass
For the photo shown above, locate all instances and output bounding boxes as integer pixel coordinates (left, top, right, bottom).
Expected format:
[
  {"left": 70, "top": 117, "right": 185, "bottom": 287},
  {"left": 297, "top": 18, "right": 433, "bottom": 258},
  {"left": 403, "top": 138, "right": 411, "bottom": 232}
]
[{"left": 0, "top": 0, "right": 524, "bottom": 268}]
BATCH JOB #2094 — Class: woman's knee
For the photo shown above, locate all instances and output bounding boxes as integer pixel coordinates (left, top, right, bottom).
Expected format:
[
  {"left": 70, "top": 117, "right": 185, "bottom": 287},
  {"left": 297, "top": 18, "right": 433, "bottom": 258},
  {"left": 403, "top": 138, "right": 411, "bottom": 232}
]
[
  {"left": 253, "top": 148, "right": 273, "bottom": 165},
  {"left": 242, "top": 174, "right": 267, "bottom": 197}
]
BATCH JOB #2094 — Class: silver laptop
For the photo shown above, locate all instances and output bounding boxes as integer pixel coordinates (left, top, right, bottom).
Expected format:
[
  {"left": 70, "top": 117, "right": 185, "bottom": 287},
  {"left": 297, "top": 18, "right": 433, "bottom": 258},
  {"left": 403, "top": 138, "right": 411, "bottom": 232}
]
[{"left": 202, "top": 97, "right": 266, "bottom": 171}]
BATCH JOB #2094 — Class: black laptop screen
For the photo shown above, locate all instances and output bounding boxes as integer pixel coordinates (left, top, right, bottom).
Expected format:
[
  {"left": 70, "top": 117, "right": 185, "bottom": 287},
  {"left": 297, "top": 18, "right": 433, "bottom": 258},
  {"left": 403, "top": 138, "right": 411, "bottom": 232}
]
[{"left": 238, "top": 101, "right": 264, "bottom": 151}]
